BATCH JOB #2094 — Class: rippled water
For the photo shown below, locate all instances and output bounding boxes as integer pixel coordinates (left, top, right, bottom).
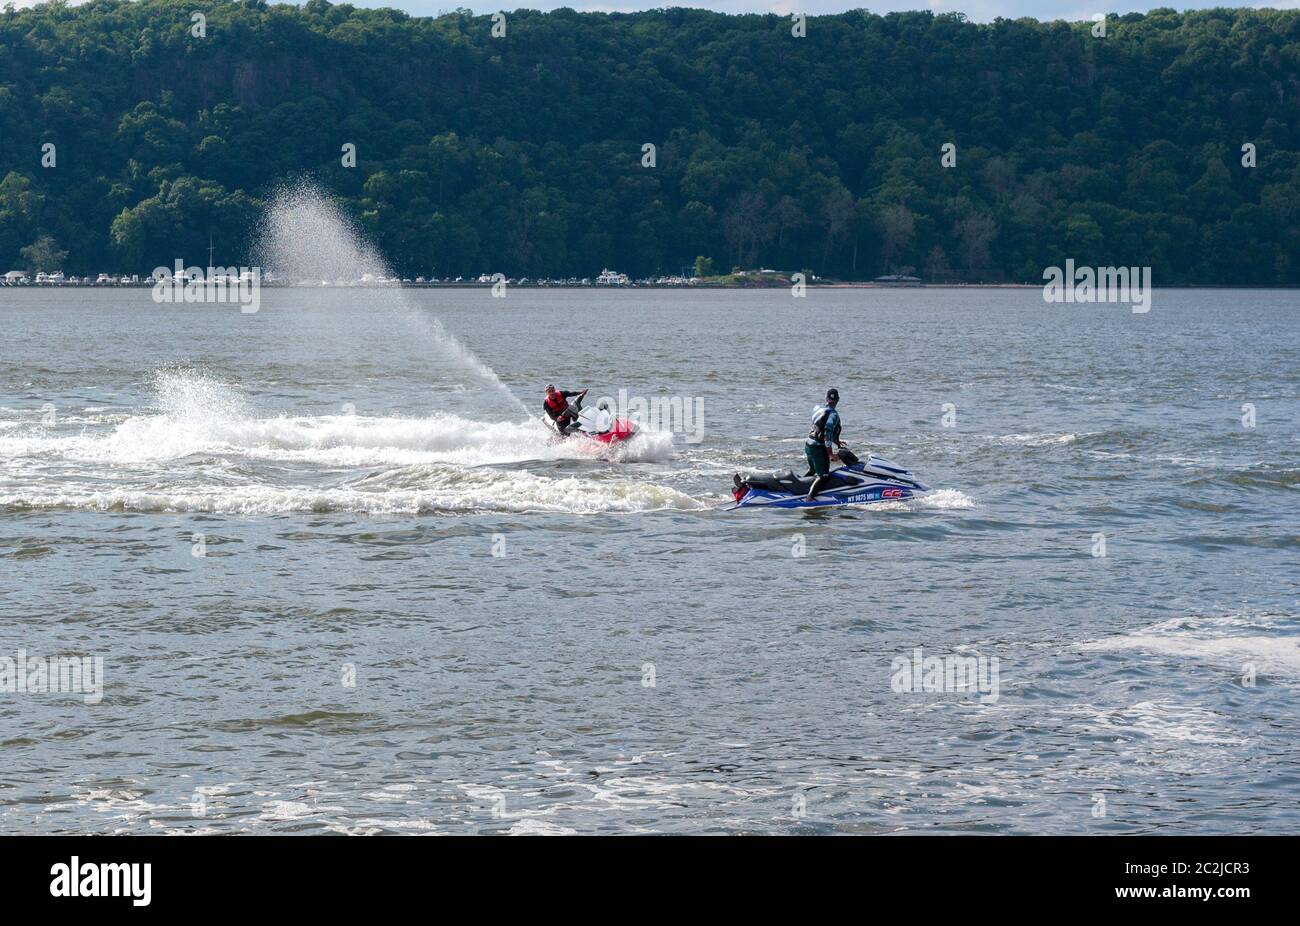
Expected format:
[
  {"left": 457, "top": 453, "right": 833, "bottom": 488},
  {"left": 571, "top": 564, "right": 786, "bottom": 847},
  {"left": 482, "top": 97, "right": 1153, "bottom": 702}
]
[{"left": 1, "top": 286, "right": 1296, "bottom": 834}]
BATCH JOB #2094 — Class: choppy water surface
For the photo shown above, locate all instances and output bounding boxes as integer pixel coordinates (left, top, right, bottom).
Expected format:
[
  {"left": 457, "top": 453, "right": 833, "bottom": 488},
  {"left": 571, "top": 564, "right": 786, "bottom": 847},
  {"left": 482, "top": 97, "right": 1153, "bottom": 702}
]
[{"left": 1, "top": 286, "right": 1296, "bottom": 834}]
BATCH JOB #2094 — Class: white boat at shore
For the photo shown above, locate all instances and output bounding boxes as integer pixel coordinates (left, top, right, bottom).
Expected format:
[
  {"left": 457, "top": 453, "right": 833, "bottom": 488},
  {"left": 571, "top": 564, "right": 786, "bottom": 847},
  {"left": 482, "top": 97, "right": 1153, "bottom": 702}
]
[{"left": 595, "top": 268, "right": 629, "bottom": 286}]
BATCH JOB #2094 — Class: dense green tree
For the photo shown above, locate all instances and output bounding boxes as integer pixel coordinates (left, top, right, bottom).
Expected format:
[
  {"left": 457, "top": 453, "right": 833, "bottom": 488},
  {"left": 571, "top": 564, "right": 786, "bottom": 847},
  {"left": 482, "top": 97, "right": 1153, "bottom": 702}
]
[
  {"left": 20, "top": 234, "right": 67, "bottom": 273},
  {"left": 0, "top": 2, "right": 1296, "bottom": 282}
]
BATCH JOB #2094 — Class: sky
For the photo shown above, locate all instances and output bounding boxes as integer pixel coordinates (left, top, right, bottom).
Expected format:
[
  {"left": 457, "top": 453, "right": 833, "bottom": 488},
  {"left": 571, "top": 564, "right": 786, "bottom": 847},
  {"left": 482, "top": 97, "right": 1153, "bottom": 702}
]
[{"left": 7, "top": 1, "right": 1300, "bottom": 22}]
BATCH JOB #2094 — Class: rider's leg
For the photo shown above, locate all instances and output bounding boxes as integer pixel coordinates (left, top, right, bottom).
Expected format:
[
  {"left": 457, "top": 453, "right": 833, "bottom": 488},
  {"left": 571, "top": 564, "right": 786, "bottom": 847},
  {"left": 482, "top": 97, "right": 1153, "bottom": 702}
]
[{"left": 804, "top": 444, "right": 830, "bottom": 501}]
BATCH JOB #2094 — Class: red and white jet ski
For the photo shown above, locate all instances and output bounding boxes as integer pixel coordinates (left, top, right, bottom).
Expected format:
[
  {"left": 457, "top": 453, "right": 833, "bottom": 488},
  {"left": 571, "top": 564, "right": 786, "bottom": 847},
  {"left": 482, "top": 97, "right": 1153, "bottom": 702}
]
[{"left": 546, "top": 394, "right": 638, "bottom": 445}]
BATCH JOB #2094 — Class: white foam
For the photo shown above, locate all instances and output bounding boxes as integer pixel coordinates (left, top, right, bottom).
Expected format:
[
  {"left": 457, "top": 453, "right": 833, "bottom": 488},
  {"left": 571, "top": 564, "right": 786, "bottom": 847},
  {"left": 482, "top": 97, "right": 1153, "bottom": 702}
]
[
  {"left": 1082, "top": 613, "right": 1300, "bottom": 678},
  {"left": 0, "top": 471, "right": 702, "bottom": 515},
  {"left": 914, "top": 488, "right": 976, "bottom": 509},
  {"left": 259, "top": 799, "right": 345, "bottom": 821},
  {"left": 994, "top": 432, "right": 1078, "bottom": 446},
  {"left": 0, "top": 369, "right": 694, "bottom": 514},
  {"left": 506, "top": 819, "right": 580, "bottom": 836},
  {"left": 0, "top": 370, "right": 675, "bottom": 468},
  {"left": 1069, "top": 699, "right": 1244, "bottom": 747}
]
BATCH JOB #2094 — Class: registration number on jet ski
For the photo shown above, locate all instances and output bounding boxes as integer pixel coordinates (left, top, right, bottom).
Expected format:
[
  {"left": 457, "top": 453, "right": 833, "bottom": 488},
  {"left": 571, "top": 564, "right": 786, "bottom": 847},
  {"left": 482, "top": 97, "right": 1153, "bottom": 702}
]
[{"left": 847, "top": 488, "right": 906, "bottom": 503}]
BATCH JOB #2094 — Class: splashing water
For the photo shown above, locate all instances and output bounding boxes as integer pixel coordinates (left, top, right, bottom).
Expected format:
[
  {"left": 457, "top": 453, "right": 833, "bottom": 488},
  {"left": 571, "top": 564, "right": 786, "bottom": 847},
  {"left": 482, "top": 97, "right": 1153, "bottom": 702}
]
[
  {"left": 252, "top": 182, "right": 530, "bottom": 417},
  {"left": 0, "top": 369, "right": 685, "bottom": 514},
  {"left": 111, "top": 370, "right": 675, "bottom": 468}
]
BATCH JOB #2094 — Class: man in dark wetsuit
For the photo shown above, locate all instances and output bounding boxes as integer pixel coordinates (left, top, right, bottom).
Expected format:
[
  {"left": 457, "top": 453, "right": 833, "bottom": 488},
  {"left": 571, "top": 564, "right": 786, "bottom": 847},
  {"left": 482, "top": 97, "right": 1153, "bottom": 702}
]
[
  {"left": 543, "top": 384, "right": 588, "bottom": 435},
  {"left": 804, "top": 387, "right": 845, "bottom": 500}
]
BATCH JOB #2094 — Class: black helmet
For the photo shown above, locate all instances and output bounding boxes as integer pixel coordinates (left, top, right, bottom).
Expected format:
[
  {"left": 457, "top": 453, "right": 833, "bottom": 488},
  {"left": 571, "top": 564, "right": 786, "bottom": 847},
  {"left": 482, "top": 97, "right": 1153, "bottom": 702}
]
[{"left": 826, "top": 388, "right": 839, "bottom": 405}]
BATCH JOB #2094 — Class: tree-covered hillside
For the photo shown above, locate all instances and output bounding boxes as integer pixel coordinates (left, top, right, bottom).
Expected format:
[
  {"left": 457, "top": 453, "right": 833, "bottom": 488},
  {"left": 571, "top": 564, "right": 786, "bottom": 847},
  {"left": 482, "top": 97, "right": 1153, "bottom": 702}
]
[{"left": 1, "top": 2, "right": 1298, "bottom": 282}]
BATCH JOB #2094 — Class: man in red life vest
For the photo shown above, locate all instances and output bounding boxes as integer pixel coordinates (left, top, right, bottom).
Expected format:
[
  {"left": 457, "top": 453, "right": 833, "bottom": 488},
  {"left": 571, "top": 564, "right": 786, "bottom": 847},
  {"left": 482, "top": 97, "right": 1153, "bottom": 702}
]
[{"left": 543, "top": 384, "right": 588, "bottom": 435}]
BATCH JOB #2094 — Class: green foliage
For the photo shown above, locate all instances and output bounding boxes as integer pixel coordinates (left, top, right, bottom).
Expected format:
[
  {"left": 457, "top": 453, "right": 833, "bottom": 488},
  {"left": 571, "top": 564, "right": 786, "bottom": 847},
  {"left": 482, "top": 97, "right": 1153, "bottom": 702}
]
[
  {"left": 1, "top": 2, "right": 1298, "bottom": 282},
  {"left": 19, "top": 233, "right": 67, "bottom": 273}
]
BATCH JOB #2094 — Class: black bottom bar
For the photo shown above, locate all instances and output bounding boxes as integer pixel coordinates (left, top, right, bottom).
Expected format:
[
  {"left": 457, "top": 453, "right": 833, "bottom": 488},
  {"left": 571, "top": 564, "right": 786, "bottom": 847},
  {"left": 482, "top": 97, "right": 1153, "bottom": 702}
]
[{"left": 1, "top": 835, "right": 1287, "bottom": 911}]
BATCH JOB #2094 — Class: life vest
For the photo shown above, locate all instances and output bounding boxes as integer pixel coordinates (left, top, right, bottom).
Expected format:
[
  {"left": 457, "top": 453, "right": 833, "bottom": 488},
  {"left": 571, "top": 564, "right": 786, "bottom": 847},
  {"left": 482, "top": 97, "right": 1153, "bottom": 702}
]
[
  {"left": 544, "top": 392, "right": 568, "bottom": 416},
  {"left": 807, "top": 405, "right": 841, "bottom": 445}
]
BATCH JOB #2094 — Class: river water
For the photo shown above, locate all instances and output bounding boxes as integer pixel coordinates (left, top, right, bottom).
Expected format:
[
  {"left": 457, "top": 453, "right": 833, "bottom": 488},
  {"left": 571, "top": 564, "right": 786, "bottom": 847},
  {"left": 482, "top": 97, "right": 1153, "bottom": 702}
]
[{"left": 1, "top": 286, "right": 1296, "bottom": 834}]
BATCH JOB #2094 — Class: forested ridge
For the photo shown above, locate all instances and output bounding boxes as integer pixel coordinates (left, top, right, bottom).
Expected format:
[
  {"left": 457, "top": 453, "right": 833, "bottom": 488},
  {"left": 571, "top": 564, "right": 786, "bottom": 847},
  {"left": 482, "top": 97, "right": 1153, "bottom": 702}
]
[{"left": 1, "top": 1, "right": 1299, "bottom": 282}]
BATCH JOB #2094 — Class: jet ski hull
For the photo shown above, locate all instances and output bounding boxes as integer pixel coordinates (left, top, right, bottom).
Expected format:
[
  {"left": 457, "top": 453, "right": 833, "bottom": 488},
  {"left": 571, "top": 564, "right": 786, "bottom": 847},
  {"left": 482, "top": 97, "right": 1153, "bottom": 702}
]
[
  {"left": 734, "top": 480, "right": 925, "bottom": 509},
  {"left": 731, "top": 452, "right": 930, "bottom": 509},
  {"left": 544, "top": 415, "right": 638, "bottom": 444},
  {"left": 585, "top": 418, "right": 637, "bottom": 444}
]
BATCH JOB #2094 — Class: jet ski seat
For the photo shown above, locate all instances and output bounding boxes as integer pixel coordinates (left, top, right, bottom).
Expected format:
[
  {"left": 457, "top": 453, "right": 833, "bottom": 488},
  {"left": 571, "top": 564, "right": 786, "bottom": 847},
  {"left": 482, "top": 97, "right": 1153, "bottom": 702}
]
[
  {"left": 743, "top": 468, "right": 852, "bottom": 495},
  {"left": 742, "top": 470, "right": 797, "bottom": 492}
]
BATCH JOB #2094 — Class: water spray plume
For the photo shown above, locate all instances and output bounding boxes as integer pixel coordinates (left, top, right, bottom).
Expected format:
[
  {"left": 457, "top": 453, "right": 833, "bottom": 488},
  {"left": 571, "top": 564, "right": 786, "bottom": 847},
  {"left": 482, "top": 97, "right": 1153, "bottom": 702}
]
[{"left": 253, "top": 181, "right": 530, "bottom": 417}]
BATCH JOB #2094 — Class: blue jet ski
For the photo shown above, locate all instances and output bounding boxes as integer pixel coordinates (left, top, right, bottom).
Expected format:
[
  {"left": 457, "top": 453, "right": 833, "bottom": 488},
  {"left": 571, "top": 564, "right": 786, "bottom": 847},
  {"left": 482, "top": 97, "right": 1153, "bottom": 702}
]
[{"left": 730, "top": 448, "right": 930, "bottom": 509}]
